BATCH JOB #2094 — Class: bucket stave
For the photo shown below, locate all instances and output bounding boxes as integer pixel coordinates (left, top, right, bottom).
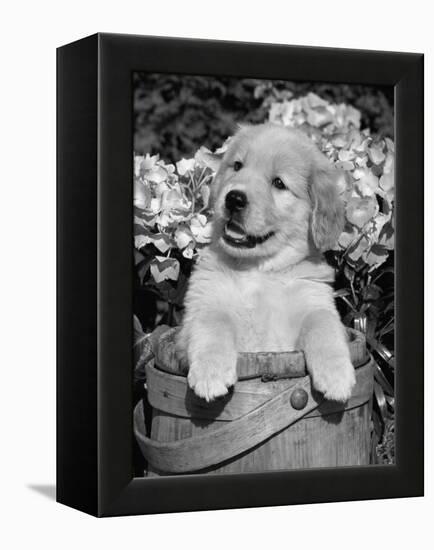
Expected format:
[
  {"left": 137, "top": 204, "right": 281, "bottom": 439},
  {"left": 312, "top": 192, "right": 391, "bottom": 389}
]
[{"left": 134, "top": 328, "right": 374, "bottom": 475}]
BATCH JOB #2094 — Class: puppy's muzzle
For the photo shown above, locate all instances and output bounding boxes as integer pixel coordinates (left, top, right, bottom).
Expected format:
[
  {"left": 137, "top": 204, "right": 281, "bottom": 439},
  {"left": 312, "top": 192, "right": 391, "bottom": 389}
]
[{"left": 225, "top": 190, "right": 247, "bottom": 213}]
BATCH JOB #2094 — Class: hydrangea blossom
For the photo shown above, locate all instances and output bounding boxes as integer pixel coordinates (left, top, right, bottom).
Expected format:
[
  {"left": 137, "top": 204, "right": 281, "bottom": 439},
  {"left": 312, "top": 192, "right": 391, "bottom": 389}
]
[
  {"left": 268, "top": 92, "right": 394, "bottom": 272},
  {"left": 134, "top": 149, "right": 220, "bottom": 286},
  {"left": 134, "top": 92, "right": 394, "bottom": 289}
]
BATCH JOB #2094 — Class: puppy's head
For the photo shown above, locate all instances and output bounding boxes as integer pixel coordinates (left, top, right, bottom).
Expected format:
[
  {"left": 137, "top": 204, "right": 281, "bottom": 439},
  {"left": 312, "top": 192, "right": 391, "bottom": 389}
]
[{"left": 211, "top": 123, "right": 344, "bottom": 263}]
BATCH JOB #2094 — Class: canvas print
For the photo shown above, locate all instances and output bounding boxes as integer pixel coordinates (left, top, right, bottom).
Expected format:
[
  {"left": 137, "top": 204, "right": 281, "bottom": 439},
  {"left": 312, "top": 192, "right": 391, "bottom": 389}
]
[{"left": 132, "top": 74, "right": 395, "bottom": 477}]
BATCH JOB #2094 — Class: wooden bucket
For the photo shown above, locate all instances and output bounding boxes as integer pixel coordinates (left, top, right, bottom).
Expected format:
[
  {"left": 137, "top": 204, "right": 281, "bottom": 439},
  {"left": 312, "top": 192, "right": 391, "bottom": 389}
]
[{"left": 134, "top": 328, "right": 374, "bottom": 475}]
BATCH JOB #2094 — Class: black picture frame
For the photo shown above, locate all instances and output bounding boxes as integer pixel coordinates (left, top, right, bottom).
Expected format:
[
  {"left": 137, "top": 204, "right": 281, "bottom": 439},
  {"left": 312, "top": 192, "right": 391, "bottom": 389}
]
[{"left": 57, "top": 32, "right": 424, "bottom": 517}]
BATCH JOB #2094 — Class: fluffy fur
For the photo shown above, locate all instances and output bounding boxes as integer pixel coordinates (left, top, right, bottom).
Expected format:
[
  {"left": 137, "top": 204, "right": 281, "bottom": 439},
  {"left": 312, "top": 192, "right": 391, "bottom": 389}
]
[{"left": 177, "top": 123, "right": 355, "bottom": 402}]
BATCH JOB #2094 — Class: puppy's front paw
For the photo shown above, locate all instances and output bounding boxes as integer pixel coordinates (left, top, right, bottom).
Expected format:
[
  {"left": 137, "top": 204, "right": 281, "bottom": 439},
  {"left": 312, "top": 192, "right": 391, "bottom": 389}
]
[
  {"left": 310, "top": 357, "right": 356, "bottom": 402},
  {"left": 188, "top": 357, "right": 237, "bottom": 402}
]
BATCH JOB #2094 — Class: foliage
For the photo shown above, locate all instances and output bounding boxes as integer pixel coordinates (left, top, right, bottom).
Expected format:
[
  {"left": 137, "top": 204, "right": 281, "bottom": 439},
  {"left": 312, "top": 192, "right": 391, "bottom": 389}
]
[
  {"left": 133, "top": 90, "right": 395, "bottom": 463},
  {"left": 134, "top": 74, "right": 267, "bottom": 163},
  {"left": 134, "top": 74, "right": 393, "bottom": 163},
  {"left": 133, "top": 144, "right": 222, "bottom": 325}
]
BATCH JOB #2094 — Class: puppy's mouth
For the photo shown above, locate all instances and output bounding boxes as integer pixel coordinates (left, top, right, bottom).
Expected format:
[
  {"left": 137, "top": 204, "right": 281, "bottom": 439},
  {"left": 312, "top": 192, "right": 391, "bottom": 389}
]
[{"left": 222, "top": 220, "right": 275, "bottom": 248}]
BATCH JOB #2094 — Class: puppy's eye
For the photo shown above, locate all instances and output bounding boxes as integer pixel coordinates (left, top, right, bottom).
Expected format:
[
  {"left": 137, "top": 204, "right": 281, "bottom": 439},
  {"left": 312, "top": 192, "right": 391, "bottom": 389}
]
[
  {"left": 233, "top": 161, "right": 243, "bottom": 172},
  {"left": 272, "top": 177, "right": 286, "bottom": 190}
]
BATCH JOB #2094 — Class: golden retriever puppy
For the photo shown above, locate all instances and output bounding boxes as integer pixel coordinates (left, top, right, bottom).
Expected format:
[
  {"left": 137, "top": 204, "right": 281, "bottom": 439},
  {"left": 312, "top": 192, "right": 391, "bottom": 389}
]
[{"left": 177, "top": 123, "right": 355, "bottom": 403}]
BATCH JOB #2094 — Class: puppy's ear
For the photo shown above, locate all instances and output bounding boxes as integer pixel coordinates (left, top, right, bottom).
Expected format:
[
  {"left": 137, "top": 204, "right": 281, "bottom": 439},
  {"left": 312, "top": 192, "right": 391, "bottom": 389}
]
[{"left": 309, "top": 158, "right": 345, "bottom": 252}]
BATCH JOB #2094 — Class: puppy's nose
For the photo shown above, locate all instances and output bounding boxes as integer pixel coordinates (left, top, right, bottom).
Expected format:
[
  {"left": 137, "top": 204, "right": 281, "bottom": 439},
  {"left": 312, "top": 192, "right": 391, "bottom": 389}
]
[{"left": 225, "top": 190, "right": 247, "bottom": 212}]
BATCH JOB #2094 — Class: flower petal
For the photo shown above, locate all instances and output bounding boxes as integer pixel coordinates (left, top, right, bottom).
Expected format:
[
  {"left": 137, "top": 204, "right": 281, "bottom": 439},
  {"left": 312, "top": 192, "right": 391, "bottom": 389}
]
[
  {"left": 194, "top": 147, "right": 221, "bottom": 172},
  {"left": 174, "top": 226, "right": 194, "bottom": 249},
  {"left": 147, "top": 165, "right": 168, "bottom": 184},
  {"left": 176, "top": 157, "right": 196, "bottom": 176},
  {"left": 346, "top": 196, "right": 378, "bottom": 228},
  {"left": 133, "top": 179, "right": 152, "bottom": 209},
  {"left": 356, "top": 169, "right": 379, "bottom": 197}
]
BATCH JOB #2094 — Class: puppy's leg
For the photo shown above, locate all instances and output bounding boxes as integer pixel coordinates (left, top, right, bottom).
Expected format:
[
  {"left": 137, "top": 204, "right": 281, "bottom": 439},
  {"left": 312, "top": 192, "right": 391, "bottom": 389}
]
[
  {"left": 182, "top": 312, "right": 238, "bottom": 402},
  {"left": 298, "top": 309, "right": 356, "bottom": 402}
]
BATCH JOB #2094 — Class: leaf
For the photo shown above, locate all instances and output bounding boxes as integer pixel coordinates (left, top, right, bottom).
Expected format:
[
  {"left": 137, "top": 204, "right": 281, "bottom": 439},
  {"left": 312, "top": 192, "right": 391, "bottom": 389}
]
[
  {"left": 151, "top": 233, "right": 173, "bottom": 253},
  {"left": 338, "top": 226, "right": 358, "bottom": 249},
  {"left": 194, "top": 147, "right": 222, "bottom": 172},
  {"left": 374, "top": 381, "right": 388, "bottom": 422},
  {"left": 373, "top": 360, "right": 394, "bottom": 395},
  {"left": 372, "top": 266, "right": 394, "bottom": 282},
  {"left": 134, "top": 234, "right": 148, "bottom": 250},
  {"left": 347, "top": 235, "right": 370, "bottom": 262},
  {"left": 150, "top": 257, "right": 180, "bottom": 283},
  {"left": 137, "top": 258, "right": 152, "bottom": 284},
  {"left": 176, "top": 157, "right": 196, "bottom": 176},
  {"left": 378, "top": 221, "right": 394, "bottom": 251},
  {"left": 363, "top": 244, "right": 389, "bottom": 271},
  {"left": 367, "top": 143, "right": 386, "bottom": 165},
  {"left": 362, "top": 284, "right": 382, "bottom": 301},
  {"left": 334, "top": 288, "right": 351, "bottom": 298},
  {"left": 134, "top": 209, "right": 158, "bottom": 227},
  {"left": 336, "top": 293, "right": 357, "bottom": 312},
  {"left": 134, "top": 231, "right": 172, "bottom": 253},
  {"left": 343, "top": 264, "right": 355, "bottom": 282},
  {"left": 133, "top": 249, "right": 144, "bottom": 265},
  {"left": 133, "top": 314, "right": 144, "bottom": 339}
]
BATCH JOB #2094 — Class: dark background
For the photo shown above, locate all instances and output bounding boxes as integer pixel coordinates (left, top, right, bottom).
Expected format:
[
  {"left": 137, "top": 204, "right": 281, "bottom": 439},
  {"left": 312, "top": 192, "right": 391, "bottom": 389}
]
[{"left": 134, "top": 73, "right": 394, "bottom": 163}]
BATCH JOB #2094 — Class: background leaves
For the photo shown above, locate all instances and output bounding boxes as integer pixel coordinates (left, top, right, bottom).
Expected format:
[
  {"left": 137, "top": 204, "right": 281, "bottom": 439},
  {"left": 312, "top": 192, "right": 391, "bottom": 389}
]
[{"left": 134, "top": 73, "right": 393, "bottom": 163}]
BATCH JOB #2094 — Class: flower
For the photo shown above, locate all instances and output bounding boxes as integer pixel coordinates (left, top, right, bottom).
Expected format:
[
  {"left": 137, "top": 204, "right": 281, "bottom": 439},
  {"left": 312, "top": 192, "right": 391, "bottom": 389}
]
[
  {"left": 174, "top": 225, "right": 194, "bottom": 249},
  {"left": 134, "top": 92, "right": 395, "bottom": 289},
  {"left": 176, "top": 158, "right": 196, "bottom": 176},
  {"left": 265, "top": 92, "right": 394, "bottom": 273},
  {"left": 135, "top": 231, "right": 172, "bottom": 253},
  {"left": 134, "top": 179, "right": 151, "bottom": 209},
  {"left": 133, "top": 147, "right": 217, "bottom": 285},
  {"left": 190, "top": 214, "right": 213, "bottom": 244}
]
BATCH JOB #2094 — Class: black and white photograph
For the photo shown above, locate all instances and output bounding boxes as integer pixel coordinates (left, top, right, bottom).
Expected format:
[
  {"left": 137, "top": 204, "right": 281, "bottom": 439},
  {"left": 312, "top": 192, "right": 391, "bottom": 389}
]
[
  {"left": 132, "top": 74, "right": 396, "bottom": 476},
  {"left": 1, "top": 0, "right": 429, "bottom": 543}
]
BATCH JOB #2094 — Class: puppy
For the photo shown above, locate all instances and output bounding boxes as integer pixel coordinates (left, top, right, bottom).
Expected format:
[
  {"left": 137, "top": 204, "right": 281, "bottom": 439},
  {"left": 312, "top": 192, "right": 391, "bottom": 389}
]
[{"left": 177, "top": 123, "right": 355, "bottom": 403}]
